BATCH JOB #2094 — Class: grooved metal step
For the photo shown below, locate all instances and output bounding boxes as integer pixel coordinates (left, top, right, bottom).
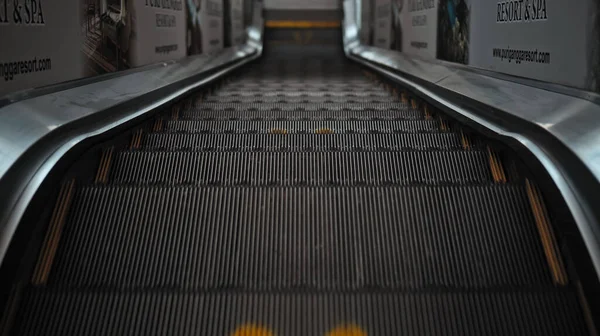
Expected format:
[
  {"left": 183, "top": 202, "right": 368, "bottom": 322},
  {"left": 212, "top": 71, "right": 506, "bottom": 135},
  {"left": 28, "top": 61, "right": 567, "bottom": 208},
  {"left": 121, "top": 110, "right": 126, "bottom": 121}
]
[
  {"left": 228, "top": 80, "right": 374, "bottom": 85},
  {"left": 189, "top": 102, "right": 414, "bottom": 112},
  {"left": 182, "top": 104, "right": 421, "bottom": 120},
  {"left": 215, "top": 91, "right": 393, "bottom": 97},
  {"left": 221, "top": 86, "right": 383, "bottom": 92},
  {"left": 142, "top": 133, "right": 469, "bottom": 151},
  {"left": 163, "top": 120, "right": 443, "bottom": 133},
  {"left": 47, "top": 185, "right": 550, "bottom": 288},
  {"left": 224, "top": 84, "right": 378, "bottom": 91},
  {"left": 110, "top": 150, "right": 493, "bottom": 185},
  {"left": 2, "top": 44, "right": 589, "bottom": 335},
  {"left": 204, "top": 96, "right": 399, "bottom": 104},
  {"left": 11, "top": 289, "right": 587, "bottom": 336}
]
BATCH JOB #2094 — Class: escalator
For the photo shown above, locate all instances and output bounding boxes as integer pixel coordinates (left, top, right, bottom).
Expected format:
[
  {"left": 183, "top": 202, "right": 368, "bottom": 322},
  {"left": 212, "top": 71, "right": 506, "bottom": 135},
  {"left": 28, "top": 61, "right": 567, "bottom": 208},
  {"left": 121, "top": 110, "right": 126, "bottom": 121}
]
[{"left": 0, "top": 43, "right": 596, "bottom": 335}]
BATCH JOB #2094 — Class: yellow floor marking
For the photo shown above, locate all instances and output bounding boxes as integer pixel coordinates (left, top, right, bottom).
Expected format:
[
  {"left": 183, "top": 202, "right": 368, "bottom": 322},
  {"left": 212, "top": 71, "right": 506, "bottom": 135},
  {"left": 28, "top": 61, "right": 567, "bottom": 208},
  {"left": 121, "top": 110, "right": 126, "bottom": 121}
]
[
  {"left": 265, "top": 20, "right": 341, "bottom": 28},
  {"left": 231, "top": 324, "right": 274, "bottom": 336},
  {"left": 327, "top": 324, "right": 367, "bottom": 336}
]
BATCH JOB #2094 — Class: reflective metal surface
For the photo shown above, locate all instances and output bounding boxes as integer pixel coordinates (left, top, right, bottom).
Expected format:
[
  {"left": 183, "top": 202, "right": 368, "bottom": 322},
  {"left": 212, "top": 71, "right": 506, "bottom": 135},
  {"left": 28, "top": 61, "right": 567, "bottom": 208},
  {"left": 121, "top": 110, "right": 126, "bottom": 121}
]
[
  {"left": 342, "top": 0, "right": 600, "bottom": 277},
  {"left": 0, "top": 7, "right": 263, "bottom": 262},
  {"left": 0, "top": 45, "right": 256, "bottom": 181}
]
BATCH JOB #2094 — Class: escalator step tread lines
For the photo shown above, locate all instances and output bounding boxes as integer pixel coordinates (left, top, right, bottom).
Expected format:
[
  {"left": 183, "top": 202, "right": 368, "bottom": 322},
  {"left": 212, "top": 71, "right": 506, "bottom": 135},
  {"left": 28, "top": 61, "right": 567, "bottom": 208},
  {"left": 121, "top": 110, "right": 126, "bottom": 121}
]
[
  {"left": 3, "top": 47, "right": 591, "bottom": 335},
  {"left": 10, "top": 290, "right": 586, "bottom": 336},
  {"left": 142, "top": 133, "right": 479, "bottom": 151},
  {"left": 162, "top": 120, "right": 444, "bottom": 133}
]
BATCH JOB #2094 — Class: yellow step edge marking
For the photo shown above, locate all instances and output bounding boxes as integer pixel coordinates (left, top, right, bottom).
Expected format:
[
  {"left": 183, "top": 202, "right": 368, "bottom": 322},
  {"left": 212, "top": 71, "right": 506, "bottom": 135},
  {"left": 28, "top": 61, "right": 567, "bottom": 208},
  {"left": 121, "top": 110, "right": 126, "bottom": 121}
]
[
  {"left": 94, "top": 149, "right": 108, "bottom": 183},
  {"left": 231, "top": 323, "right": 274, "bottom": 336},
  {"left": 0, "top": 288, "right": 21, "bottom": 335},
  {"left": 362, "top": 70, "right": 372, "bottom": 79},
  {"left": 460, "top": 130, "right": 471, "bottom": 150},
  {"left": 487, "top": 147, "right": 500, "bottom": 182},
  {"left": 439, "top": 117, "right": 449, "bottom": 131},
  {"left": 265, "top": 20, "right": 341, "bottom": 28},
  {"left": 487, "top": 147, "right": 506, "bottom": 183},
  {"left": 95, "top": 147, "right": 114, "bottom": 184},
  {"left": 270, "top": 128, "right": 288, "bottom": 134},
  {"left": 493, "top": 150, "right": 506, "bottom": 182},
  {"left": 136, "top": 130, "right": 143, "bottom": 149},
  {"left": 304, "top": 31, "right": 314, "bottom": 44},
  {"left": 576, "top": 281, "right": 599, "bottom": 336},
  {"left": 411, "top": 99, "right": 418, "bottom": 109},
  {"left": 327, "top": 324, "right": 367, "bottom": 336},
  {"left": 525, "top": 179, "right": 568, "bottom": 286},
  {"left": 293, "top": 31, "right": 303, "bottom": 44},
  {"left": 31, "top": 180, "right": 75, "bottom": 285},
  {"left": 401, "top": 92, "right": 408, "bottom": 104},
  {"left": 130, "top": 129, "right": 143, "bottom": 150},
  {"left": 172, "top": 105, "right": 180, "bottom": 121},
  {"left": 424, "top": 105, "right": 432, "bottom": 120},
  {"left": 153, "top": 118, "right": 163, "bottom": 132},
  {"left": 129, "top": 131, "right": 136, "bottom": 149},
  {"left": 315, "top": 128, "right": 334, "bottom": 134},
  {"left": 101, "top": 147, "right": 114, "bottom": 184}
]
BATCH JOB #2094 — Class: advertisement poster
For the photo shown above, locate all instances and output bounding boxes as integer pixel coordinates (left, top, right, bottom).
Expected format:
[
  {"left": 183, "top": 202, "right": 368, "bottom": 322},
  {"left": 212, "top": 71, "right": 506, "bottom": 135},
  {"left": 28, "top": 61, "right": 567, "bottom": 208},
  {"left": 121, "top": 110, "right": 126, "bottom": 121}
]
[
  {"left": 399, "top": 0, "right": 438, "bottom": 57},
  {"left": 0, "top": 0, "right": 84, "bottom": 95},
  {"left": 469, "top": 0, "right": 597, "bottom": 91},
  {"left": 1, "top": 0, "right": 230, "bottom": 97},
  {"left": 359, "top": 0, "right": 373, "bottom": 45},
  {"left": 224, "top": 0, "right": 244, "bottom": 46},
  {"left": 363, "top": 0, "right": 600, "bottom": 93},
  {"left": 81, "top": 0, "right": 186, "bottom": 75},
  {"left": 436, "top": 0, "right": 470, "bottom": 64},
  {"left": 373, "top": 0, "right": 392, "bottom": 48},
  {"left": 264, "top": 0, "right": 339, "bottom": 10},
  {"left": 187, "top": 0, "right": 224, "bottom": 55},
  {"left": 131, "top": 0, "right": 186, "bottom": 66}
]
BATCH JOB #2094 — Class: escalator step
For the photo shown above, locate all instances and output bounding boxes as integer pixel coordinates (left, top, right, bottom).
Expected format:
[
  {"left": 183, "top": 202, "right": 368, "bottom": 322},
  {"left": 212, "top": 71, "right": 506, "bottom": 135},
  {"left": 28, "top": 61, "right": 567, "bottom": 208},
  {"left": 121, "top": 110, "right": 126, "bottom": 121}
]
[
  {"left": 213, "top": 91, "right": 392, "bottom": 97},
  {"left": 143, "top": 133, "right": 468, "bottom": 151},
  {"left": 188, "top": 102, "right": 413, "bottom": 112},
  {"left": 221, "top": 86, "right": 383, "bottom": 92},
  {"left": 203, "top": 96, "right": 399, "bottom": 104},
  {"left": 110, "top": 150, "right": 493, "bottom": 185},
  {"left": 163, "top": 120, "right": 443, "bottom": 133},
  {"left": 182, "top": 105, "right": 421, "bottom": 120},
  {"left": 224, "top": 83, "right": 377, "bottom": 90},
  {"left": 47, "top": 185, "right": 551, "bottom": 288},
  {"left": 11, "top": 289, "right": 587, "bottom": 336}
]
